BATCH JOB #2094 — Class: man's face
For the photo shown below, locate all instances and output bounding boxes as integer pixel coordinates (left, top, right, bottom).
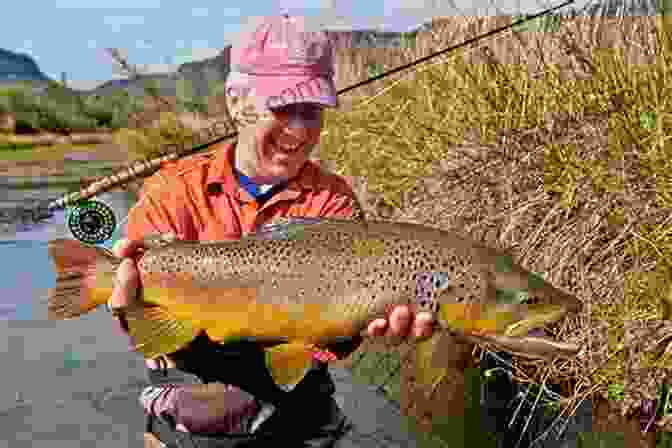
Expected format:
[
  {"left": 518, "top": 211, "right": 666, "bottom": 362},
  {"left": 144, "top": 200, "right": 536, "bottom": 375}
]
[{"left": 251, "top": 103, "right": 324, "bottom": 182}]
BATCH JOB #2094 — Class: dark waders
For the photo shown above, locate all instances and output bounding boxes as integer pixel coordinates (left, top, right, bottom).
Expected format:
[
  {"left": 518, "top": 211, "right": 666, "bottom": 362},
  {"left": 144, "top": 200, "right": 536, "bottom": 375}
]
[{"left": 144, "top": 333, "right": 351, "bottom": 448}]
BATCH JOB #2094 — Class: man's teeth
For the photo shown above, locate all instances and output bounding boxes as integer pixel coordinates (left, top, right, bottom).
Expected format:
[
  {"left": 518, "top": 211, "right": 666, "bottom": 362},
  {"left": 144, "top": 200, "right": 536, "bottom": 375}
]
[{"left": 275, "top": 141, "right": 301, "bottom": 153}]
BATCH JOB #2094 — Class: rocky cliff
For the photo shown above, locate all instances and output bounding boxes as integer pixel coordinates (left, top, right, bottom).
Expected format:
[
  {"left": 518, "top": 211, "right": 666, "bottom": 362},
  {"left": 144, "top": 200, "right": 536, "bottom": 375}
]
[
  {"left": 0, "top": 48, "right": 51, "bottom": 84},
  {"left": 89, "top": 46, "right": 231, "bottom": 100},
  {"left": 0, "top": 26, "right": 424, "bottom": 100}
]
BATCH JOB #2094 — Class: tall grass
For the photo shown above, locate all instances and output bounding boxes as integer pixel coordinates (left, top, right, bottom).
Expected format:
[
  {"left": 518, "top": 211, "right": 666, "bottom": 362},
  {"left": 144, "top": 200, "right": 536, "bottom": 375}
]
[{"left": 315, "top": 11, "right": 672, "bottom": 448}]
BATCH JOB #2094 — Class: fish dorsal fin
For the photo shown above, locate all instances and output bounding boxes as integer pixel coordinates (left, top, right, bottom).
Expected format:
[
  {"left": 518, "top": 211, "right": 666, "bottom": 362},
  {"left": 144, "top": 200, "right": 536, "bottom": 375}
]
[{"left": 254, "top": 216, "right": 337, "bottom": 241}]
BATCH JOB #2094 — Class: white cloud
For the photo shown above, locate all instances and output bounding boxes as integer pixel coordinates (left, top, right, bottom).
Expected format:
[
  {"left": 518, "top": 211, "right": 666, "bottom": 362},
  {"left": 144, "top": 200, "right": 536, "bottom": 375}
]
[
  {"left": 18, "top": 40, "right": 34, "bottom": 51},
  {"left": 54, "top": 0, "right": 162, "bottom": 9},
  {"left": 191, "top": 7, "right": 209, "bottom": 17},
  {"left": 191, "top": 40, "right": 211, "bottom": 49},
  {"left": 135, "top": 39, "right": 153, "bottom": 50},
  {"left": 219, "top": 7, "right": 243, "bottom": 16},
  {"left": 103, "top": 15, "right": 147, "bottom": 33}
]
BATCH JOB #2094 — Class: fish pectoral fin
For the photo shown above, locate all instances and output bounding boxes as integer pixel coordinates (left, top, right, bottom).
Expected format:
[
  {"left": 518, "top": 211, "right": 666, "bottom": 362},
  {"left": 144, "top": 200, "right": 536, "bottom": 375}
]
[
  {"left": 264, "top": 342, "right": 321, "bottom": 392},
  {"left": 123, "top": 305, "right": 202, "bottom": 360}
]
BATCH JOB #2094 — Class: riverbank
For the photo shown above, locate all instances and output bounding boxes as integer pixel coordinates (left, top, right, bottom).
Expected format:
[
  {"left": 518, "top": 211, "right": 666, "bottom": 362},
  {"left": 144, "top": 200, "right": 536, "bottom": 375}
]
[
  {"left": 0, "top": 132, "right": 113, "bottom": 148},
  {"left": 0, "top": 142, "right": 131, "bottom": 177}
]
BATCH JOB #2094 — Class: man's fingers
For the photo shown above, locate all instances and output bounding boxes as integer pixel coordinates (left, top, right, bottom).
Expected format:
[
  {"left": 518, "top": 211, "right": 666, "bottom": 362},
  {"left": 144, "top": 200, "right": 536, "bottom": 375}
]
[
  {"left": 386, "top": 306, "right": 412, "bottom": 341},
  {"left": 412, "top": 312, "right": 436, "bottom": 341},
  {"left": 366, "top": 308, "right": 437, "bottom": 343},
  {"left": 112, "top": 238, "right": 145, "bottom": 259},
  {"left": 367, "top": 319, "right": 387, "bottom": 338},
  {"left": 109, "top": 258, "right": 141, "bottom": 309}
]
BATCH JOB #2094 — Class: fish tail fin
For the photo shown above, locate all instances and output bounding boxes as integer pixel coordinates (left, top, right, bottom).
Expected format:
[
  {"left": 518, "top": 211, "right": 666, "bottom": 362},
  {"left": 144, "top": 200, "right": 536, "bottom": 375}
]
[
  {"left": 47, "top": 239, "right": 121, "bottom": 319},
  {"left": 264, "top": 343, "right": 321, "bottom": 391}
]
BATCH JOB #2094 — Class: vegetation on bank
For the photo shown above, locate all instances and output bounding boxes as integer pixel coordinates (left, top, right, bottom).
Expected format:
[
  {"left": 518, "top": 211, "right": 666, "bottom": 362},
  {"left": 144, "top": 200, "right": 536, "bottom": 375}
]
[
  {"left": 320, "top": 10, "right": 671, "bottom": 448},
  {"left": 0, "top": 77, "right": 214, "bottom": 135}
]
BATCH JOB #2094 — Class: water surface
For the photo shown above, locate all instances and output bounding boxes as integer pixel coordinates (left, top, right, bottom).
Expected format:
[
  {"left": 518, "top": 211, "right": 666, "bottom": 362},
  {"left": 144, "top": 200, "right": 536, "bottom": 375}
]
[{"left": 0, "top": 169, "right": 148, "bottom": 448}]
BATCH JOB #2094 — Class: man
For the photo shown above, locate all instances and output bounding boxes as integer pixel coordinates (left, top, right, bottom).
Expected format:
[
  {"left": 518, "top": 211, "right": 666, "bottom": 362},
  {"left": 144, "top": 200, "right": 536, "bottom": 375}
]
[{"left": 109, "top": 14, "right": 436, "bottom": 447}]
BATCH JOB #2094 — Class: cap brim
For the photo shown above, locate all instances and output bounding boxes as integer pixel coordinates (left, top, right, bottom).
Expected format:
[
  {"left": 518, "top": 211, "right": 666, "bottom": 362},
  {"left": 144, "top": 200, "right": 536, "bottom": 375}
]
[{"left": 247, "top": 74, "right": 338, "bottom": 109}]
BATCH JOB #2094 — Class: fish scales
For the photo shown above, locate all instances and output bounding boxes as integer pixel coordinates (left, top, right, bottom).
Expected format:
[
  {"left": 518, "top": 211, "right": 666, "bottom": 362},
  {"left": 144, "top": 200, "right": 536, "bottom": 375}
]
[{"left": 137, "top": 221, "right": 495, "bottom": 328}]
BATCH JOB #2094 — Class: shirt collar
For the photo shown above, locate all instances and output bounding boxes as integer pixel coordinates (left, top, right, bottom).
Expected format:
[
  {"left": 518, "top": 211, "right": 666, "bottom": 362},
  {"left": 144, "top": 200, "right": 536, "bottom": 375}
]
[{"left": 206, "top": 141, "right": 325, "bottom": 196}]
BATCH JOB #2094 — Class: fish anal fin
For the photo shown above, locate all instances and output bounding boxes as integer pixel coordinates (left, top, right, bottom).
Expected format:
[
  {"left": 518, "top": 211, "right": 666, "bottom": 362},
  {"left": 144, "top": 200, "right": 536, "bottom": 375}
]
[{"left": 264, "top": 342, "right": 320, "bottom": 391}]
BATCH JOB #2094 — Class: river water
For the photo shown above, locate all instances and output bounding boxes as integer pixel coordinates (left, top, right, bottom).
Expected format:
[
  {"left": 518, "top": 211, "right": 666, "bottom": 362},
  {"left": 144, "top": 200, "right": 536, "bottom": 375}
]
[
  {"left": 0, "top": 174, "right": 150, "bottom": 448},
  {"left": 0, "top": 184, "right": 135, "bottom": 320}
]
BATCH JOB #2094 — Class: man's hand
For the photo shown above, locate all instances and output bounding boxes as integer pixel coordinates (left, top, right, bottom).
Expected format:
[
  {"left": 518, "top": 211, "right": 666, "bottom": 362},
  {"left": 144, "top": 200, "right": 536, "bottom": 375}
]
[
  {"left": 366, "top": 307, "right": 435, "bottom": 344},
  {"left": 110, "top": 238, "right": 170, "bottom": 369},
  {"left": 109, "top": 238, "right": 144, "bottom": 310}
]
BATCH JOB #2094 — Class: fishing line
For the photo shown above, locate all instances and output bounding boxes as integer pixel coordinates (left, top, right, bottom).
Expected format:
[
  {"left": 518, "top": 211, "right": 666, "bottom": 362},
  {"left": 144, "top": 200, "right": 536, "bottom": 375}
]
[{"left": 41, "top": 0, "right": 574, "bottom": 218}]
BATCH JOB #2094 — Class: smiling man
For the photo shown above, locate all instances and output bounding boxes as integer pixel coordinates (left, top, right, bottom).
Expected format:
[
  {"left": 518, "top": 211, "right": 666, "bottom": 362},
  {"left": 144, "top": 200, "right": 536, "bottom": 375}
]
[{"left": 108, "top": 14, "right": 435, "bottom": 448}]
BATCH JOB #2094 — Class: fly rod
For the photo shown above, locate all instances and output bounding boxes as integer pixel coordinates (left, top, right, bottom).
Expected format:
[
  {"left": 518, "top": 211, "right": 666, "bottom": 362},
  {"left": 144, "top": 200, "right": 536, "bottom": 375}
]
[{"left": 45, "top": 1, "right": 574, "bottom": 213}]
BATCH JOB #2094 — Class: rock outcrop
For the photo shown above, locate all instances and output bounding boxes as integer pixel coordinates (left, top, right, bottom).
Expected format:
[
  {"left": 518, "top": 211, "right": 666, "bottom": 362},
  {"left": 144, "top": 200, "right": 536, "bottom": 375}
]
[{"left": 0, "top": 48, "right": 51, "bottom": 84}]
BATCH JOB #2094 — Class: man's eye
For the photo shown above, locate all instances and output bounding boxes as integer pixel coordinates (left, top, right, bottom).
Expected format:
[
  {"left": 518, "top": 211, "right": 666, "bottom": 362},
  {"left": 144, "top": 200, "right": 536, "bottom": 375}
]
[{"left": 278, "top": 105, "right": 322, "bottom": 118}]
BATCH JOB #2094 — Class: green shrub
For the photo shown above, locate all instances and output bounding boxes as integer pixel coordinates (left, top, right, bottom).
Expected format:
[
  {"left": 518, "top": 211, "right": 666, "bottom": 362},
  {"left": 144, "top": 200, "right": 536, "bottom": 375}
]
[{"left": 0, "top": 81, "right": 147, "bottom": 132}]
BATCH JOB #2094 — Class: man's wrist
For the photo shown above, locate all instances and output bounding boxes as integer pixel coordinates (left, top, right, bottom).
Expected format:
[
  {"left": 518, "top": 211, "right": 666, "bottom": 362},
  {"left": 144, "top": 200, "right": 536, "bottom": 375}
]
[{"left": 106, "top": 299, "right": 130, "bottom": 333}]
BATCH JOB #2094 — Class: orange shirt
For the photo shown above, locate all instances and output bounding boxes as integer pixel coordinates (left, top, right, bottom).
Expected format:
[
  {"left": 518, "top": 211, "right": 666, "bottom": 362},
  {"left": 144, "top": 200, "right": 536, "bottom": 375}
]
[{"left": 125, "top": 141, "right": 365, "bottom": 242}]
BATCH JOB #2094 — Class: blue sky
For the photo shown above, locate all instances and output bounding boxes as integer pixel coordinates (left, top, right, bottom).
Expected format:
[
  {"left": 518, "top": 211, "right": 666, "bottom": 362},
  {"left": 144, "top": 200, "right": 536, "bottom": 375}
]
[{"left": 4, "top": 0, "right": 593, "bottom": 90}]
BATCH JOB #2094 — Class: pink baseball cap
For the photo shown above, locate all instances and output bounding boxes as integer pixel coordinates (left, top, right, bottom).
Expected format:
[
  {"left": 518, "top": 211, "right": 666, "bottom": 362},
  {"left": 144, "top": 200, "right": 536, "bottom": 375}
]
[{"left": 230, "top": 15, "right": 339, "bottom": 110}]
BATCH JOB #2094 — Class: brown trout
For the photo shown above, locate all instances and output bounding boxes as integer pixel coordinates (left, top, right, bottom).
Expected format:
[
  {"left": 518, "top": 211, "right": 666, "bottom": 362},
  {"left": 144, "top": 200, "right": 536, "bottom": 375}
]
[{"left": 47, "top": 217, "right": 581, "bottom": 389}]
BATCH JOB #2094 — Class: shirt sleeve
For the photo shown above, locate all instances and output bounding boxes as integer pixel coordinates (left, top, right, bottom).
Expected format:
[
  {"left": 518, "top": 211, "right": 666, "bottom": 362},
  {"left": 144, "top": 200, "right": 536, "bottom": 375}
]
[
  {"left": 125, "top": 168, "right": 198, "bottom": 242},
  {"left": 319, "top": 188, "right": 367, "bottom": 222}
]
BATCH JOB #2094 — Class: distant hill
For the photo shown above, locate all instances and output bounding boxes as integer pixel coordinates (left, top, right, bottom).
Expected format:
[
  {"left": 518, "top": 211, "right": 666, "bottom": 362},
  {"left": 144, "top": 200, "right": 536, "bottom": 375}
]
[
  {"left": 87, "top": 27, "right": 417, "bottom": 99},
  {"left": 88, "top": 46, "right": 231, "bottom": 100},
  {"left": 0, "top": 26, "right": 427, "bottom": 101},
  {"left": 0, "top": 48, "right": 54, "bottom": 94},
  {"left": 0, "top": 48, "right": 51, "bottom": 83}
]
